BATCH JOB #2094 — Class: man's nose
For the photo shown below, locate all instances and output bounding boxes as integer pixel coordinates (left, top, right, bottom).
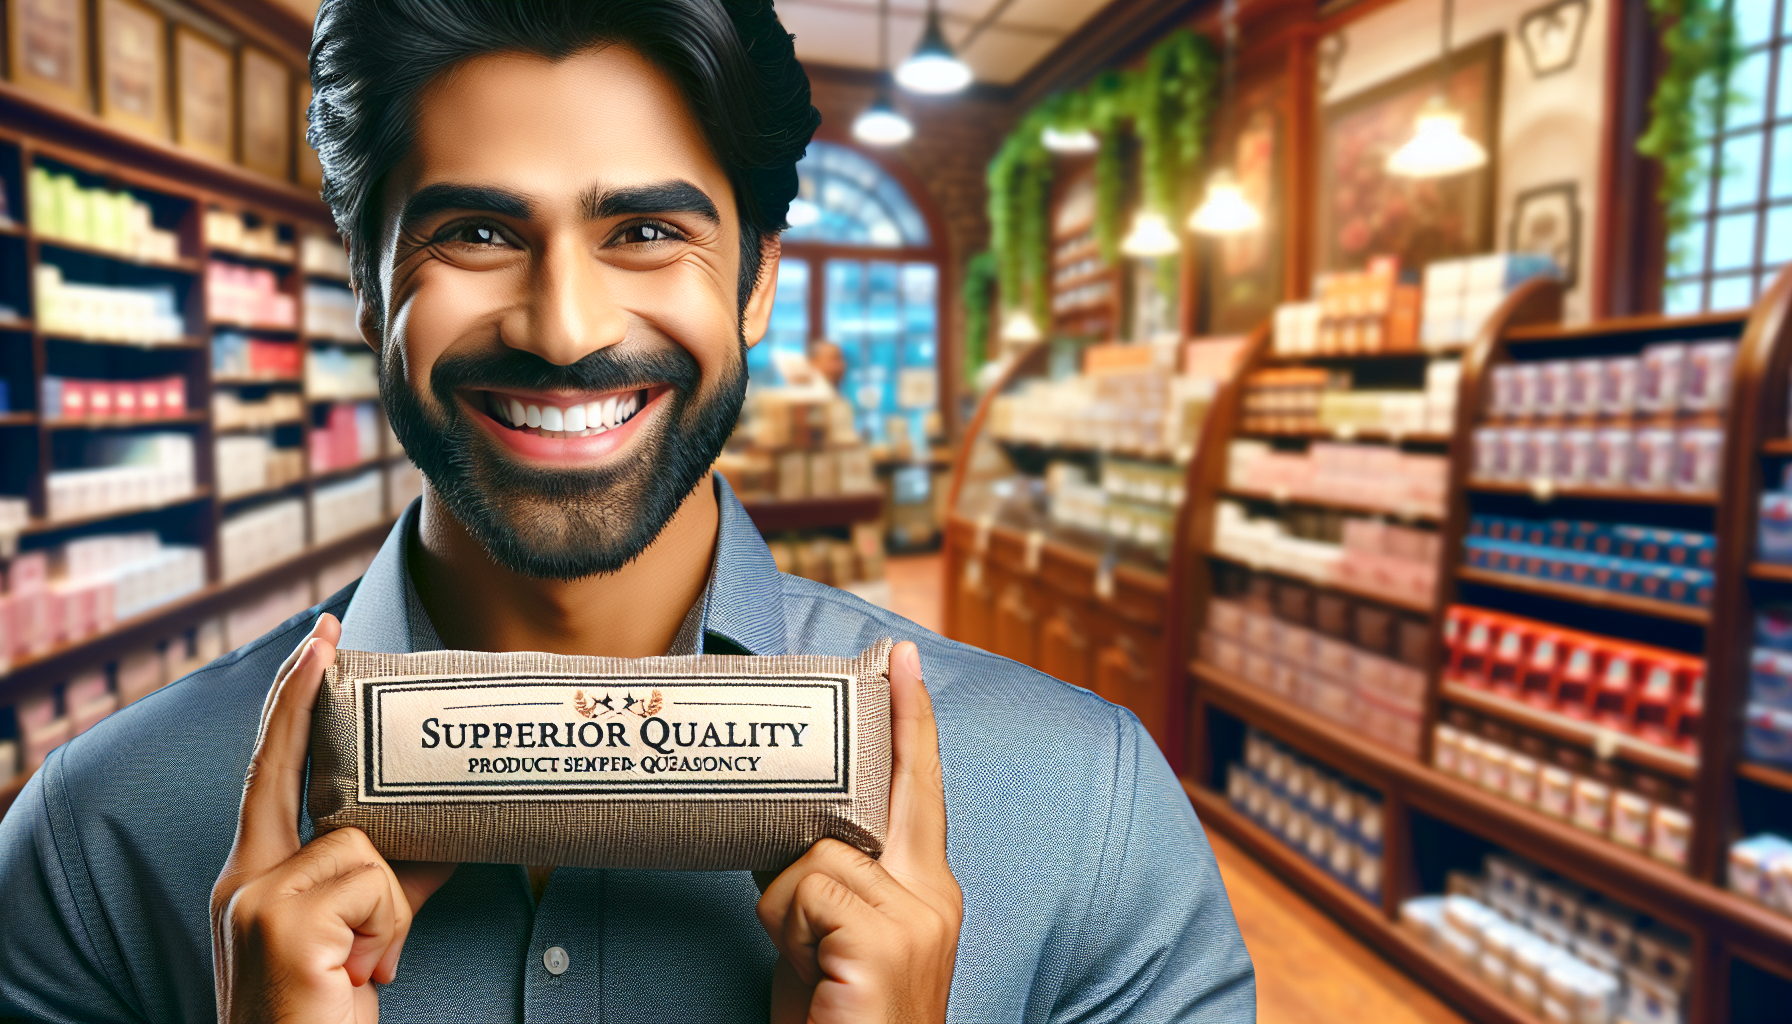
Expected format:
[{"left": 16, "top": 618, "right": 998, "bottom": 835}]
[{"left": 510, "top": 234, "right": 627, "bottom": 366}]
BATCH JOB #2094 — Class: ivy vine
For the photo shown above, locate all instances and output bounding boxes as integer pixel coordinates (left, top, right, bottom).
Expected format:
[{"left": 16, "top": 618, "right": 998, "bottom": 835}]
[
  {"left": 961, "top": 250, "right": 996, "bottom": 383},
  {"left": 1636, "top": 0, "right": 1735, "bottom": 271},
  {"left": 983, "top": 29, "right": 1218, "bottom": 331}
]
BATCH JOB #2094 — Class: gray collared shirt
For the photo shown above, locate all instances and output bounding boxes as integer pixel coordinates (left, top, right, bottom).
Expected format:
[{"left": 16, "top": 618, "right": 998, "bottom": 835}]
[{"left": 0, "top": 475, "right": 1254, "bottom": 1022}]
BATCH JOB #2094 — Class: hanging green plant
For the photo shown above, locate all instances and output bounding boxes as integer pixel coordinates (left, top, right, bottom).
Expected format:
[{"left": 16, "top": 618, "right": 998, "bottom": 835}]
[
  {"left": 961, "top": 250, "right": 997, "bottom": 382},
  {"left": 1636, "top": 0, "right": 1735, "bottom": 272}
]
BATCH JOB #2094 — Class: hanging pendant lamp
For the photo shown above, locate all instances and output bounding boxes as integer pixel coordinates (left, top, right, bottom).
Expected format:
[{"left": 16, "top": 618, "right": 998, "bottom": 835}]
[
  {"left": 1387, "top": 0, "right": 1487, "bottom": 178},
  {"left": 1041, "top": 126, "right": 1099, "bottom": 153},
  {"left": 1121, "top": 210, "right": 1181, "bottom": 258},
  {"left": 1190, "top": 0, "right": 1263, "bottom": 236},
  {"left": 854, "top": 0, "right": 914, "bottom": 146},
  {"left": 895, "top": 0, "right": 972, "bottom": 95},
  {"left": 999, "top": 309, "right": 1043, "bottom": 343}
]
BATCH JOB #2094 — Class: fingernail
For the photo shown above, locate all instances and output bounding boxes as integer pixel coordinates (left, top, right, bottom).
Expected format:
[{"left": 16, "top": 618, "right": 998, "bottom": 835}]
[{"left": 905, "top": 644, "right": 923, "bottom": 679}]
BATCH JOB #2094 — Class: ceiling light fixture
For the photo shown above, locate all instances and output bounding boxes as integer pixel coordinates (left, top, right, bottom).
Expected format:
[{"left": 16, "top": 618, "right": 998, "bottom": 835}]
[
  {"left": 1120, "top": 210, "right": 1181, "bottom": 258},
  {"left": 854, "top": 0, "right": 914, "bottom": 146},
  {"left": 999, "top": 309, "right": 1043, "bottom": 343},
  {"left": 1190, "top": 0, "right": 1263, "bottom": 236},
  {"left": 1041, "top": 126, "right": 1099, "bottom": 153},
  {"left": 1387, "top": 0, "right": 1488, "bottom": 178},
  {"left": 896, "top": 0, "right": 972, "bottom": 94}
]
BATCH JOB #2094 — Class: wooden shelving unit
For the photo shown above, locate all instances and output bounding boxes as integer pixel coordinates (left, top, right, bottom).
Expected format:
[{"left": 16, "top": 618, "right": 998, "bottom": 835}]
[
  {"left": 739, "top": 492, "right": 883, "bottom": 533},
  {"left": 1455, "top": 566, "right": 1715, "bottom": 624}
]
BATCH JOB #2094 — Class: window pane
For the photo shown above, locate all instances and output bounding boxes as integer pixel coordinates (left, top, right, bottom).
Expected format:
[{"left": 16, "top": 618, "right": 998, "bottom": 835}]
[
  {"left": 1663, "top": 278, "right": 1703, "bottom": 314},
  {"left": 1720, "top": 130, "right": 1766, "bottom": 209},
  {"left": 1714, "top": 210, "right": 1759, "bottom": 270},
  {"left": 1771, "top": 126, "right": 1792, "bottom": 199},
  {"left": 1767, "top": 205, "right": 1792, "bottom": 265},
  {"left": 1712, "top": 272, "right": 1755, "bottom": 309},
  {"left": 1730, "top": 49, "right": 1772, "bottom": 129},
  {"left": 1739, "top": 0, "right": 1776, "bottom": 47},
  {"left": 751, "top": 258, "right": 809, "bottom": 380},
  {"left": 785, "top": 141, "right": 931, "bottom": 247},
  {"left": 1669, "top": 216, "right": 1710, "bottom": 277}
]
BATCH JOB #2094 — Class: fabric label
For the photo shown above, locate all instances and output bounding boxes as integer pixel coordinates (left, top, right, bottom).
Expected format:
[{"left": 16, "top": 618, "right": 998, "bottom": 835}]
[{"left": 356, "top": 672, "right": 853, "bottom": 802}]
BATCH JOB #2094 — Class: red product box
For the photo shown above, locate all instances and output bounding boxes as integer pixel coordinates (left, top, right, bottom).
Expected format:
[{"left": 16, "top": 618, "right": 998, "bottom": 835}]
[
  {"left": 137, "top": 380, "right": 162, "bottom": 418},
  {"left": 1592, "top": 648, "right": 1637, "bottom": 727},
  {"left": 162, "top": 375, "right": 186, "bottom": 413},
  {"left": 8, "top": 551, "right": 47, "bottom": 594},
  {"left": 1554, "top": 638, "right": 1600, "bottom": 717},
  {"left": 1521, "top": 631, "right": 1565, "bottom": 707},
  {"left": 1489, "top": 621, "right": 1529, "bottom": 695},
  {"left": 87, "top": 383, "right": 114, "bottom": 417},
  {"left": 112, "top": 383, "right": 137, "bottom": 418}
]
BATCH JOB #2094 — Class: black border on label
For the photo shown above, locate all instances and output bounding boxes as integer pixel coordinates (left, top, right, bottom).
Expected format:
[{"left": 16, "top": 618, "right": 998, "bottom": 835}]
[{"left": 360, "top": 673, "right": 851, "bottom": 799}]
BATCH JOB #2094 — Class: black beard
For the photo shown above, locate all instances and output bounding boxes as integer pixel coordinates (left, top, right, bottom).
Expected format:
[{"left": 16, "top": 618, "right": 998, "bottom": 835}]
[{"left": 381, "top": 336, "right": 747, "bottom": 580}]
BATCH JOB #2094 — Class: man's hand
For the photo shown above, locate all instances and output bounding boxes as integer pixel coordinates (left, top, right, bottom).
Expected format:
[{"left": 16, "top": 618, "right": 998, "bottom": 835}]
[
  {"left": 756, "top": 641, "right": 963, "bottom": 1023},
  {"left": 210, "top": 614, "right": 457, "bottom": 1024}
]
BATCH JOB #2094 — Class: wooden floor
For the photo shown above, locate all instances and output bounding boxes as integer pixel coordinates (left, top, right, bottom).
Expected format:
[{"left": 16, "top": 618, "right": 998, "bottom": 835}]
[
  {"left": 1207, "top": 823, "right": 1469, "bottom": 1024},
  {"left": 883, "top": 551, "right": 1468, "bottom": 1024}
]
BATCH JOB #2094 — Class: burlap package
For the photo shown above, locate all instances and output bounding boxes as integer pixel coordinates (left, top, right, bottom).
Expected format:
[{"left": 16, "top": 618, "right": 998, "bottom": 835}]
[{"left": 308, "top": 640, "right": 892, "bottom": 871}]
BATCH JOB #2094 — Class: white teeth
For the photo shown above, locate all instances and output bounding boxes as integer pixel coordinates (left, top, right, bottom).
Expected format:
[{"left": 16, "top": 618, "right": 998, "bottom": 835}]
[
  {"left": 586, "top": 400, "right": 603, "bottom": 427},
  {"left": 525, "top": 404, "right": 541, "bottom": 428},
  {"left": 540, "top": 405, "right": 564, "bottom": 431},
  {"left": 622, "top": 393, "right": 638, "bottom": 418},
  {"left": 602, "top": 395, "right": 618, "bottom": 428},
  {"left": 564, "top": 403, "right": 586, "bottom": 432},
  {"left": 508, "top": 397, "right": 526, "bottom": 426}
]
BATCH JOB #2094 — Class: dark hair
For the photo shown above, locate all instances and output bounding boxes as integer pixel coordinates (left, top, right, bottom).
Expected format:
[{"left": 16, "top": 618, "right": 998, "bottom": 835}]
[{"left": 307, "top": 0, "right": 820, "bottom": 326}]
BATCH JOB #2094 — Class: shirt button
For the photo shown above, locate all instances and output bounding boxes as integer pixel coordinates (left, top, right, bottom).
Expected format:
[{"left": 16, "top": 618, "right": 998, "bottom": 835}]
[{"left": 543, "top": 946, "right": 570, "bottom": 976}]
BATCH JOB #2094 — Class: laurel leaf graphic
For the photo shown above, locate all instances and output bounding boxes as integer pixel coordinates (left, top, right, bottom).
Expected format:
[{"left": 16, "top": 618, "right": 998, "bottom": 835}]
[
  {"left": 572, "top": 690, "right": 597, "bottom": 719},
  {"left": 643, "top": 690, "right": 664, "bottom": 717}
]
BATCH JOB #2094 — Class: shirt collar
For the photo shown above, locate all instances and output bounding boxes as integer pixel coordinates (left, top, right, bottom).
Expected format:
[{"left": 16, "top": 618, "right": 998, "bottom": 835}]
[{"left": 336, "top": 473, "right": 787, "bottom": 657}]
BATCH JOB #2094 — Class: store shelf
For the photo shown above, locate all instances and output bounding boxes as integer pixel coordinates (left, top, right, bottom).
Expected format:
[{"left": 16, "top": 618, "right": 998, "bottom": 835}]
[
  {"left": 207, "top": 321, "right": 299, "bottom": 334},
  {"left": 1737, "top": 761, "right": 1792, "bottom": 793},
  {"left": 36, "top": 236, "right": 201, "bottom": 274},
  {"left": 213, "top": 375, "right": 302, "bottom": 386},
  {"left": 312, "top": 455, "right": 400, "bottom": 484},
  {"left": 1261, "top": 348, "right": 1453, "bottom": 364},
  {"left": 22, "top": 490, "right": 213, "bottom": 536},
  {"left": 1183, "top": 782, "right": 1541, "bottom": 1024},
  {"left": 1192, "top": 661, "right": 1792, "bottom": 967},
  {"left": 0, "top": 518, "right": 397, "bottom": 701},
  {"left": 0, "top": 318, "right": 32, "bottom": 332},
  {"left": 305, "top": 335, "right": 367, "bottom": 347},
  {"left": 1750, "top": 561, "right": 1792, "bottom": 583},
  {"left": 1503, "top": 310, "right": 1747, "bottom": 343},
  {"left": 218, "top": 478, "right": 306, "bottom": 504},
  {"left": 43, "top": 411, "right": 208, "bottom": 431},
  {"left": 41, "top": 333, "right": 205, "bottom": 350},
  {"left": 1239, "top": 428, "right": 1452, "bottom": 445},
  {"left": 0, "top": 412, "right": 35, "bottom": 426},
  {"left": 1203, "top": 548, "right": 1435, "bottom": 614},
  {"left": 1437, "top": 680, "right": 1697, "bottom": 778},
  {"left": 217, "top": 420, "right": 304, "bottom": 435},
  {"left": 303, "top": 267, "right": 353, "bottom": 284},
  {"left": 204, "top": 246, "right": 295, "bottom": 269},
  {"left": 1467, "top": 480, "right": 1716, "bottom": 505},
  {"left": 740, "top": 492, "right": 882, "bottom": 533},
  {"left": 1762, "top": 439, "right": 1792, "bottom": 455},
  {"left": 1455, "top": 566, "right": 1712, "bottom": 624},
  {"left": 309, "top": 393, "right": 381, "bottom": 405},
  {"left": 1221, "top": 488, "right": 1443, "bottom": 525}
]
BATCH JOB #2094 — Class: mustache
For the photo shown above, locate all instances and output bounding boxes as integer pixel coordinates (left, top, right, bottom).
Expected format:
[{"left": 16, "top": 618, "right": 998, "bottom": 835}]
[{"left": 427, "top": 343, "right": 702, "bottom": 408}]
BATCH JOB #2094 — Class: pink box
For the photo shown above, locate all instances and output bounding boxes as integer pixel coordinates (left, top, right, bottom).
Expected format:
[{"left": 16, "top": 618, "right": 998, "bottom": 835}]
[{"left": 1602, "top": 357, "right": 1641, "bottom": 417}]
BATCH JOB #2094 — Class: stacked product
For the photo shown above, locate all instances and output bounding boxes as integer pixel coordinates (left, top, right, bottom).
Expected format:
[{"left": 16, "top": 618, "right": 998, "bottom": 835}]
[
  {"left": 1039, "top": 459, "right": 1183, "bottom": 562},
  {"left": 26, "top": 167, "right": 181, "bottom": 263},
  {"left": 1201, "top": 565, "right": 1427, "bottom": 756},
  {"left": 1729, "top": 834, "right": 1792, "bottom": 918},
  {"left": 303, "top": 283, "right": 359, "bottom": 342},
  {"left": 304, "top": 347, "right": 380, "bottom": 401},
  {"left": 300, "top": 234, "right": 352, "bottom": 278},
  {"left": 1224, "top": 729, "right": 1385, "bottom": 897},
  {"left": 311, "top": 470, "right": 385, "bottom": 544},
  {"left": 212, "top": 332, "right": 301, "bottom": 380},
  {"left": 203, "top": 209, "right": 294, "bottom": 261},
  {"left": 1471, "top": 340, "right": 1735, "bottom": 494},
  {"left": 1212, "top": 501, "right": 1440, "bottom": 611},
  {"left": 206, "top": 261, "right": 297, "bottom": 329},
  {"left": 212, "top": 390, "right": 304, "bottom": 431},
  {"left": 1419, "top": 253, "right": 1562, "bottom": 349},
  {"left": 33, "top": 265, "right": 185, "bottom": 343},
  {"left": 1432, "top": 715, "right": 1694, "bottom": 869},
  {"left": 310, "top": 402, "right": 386, "bottom": 474},
  {"left": 1443, "top": 602, "right": 1704, "bottom": 752},
  {"left": 46, "top": 432, "right": 196, "bottom": 521},
  {"left": 219, "top": 499, "right": 307, "bottom": 582},
  {"left": 1049, "top": 228, "right": 1109, "bottom": 317},
  {"left": 387, "top": 460, "right": 424, "bottom": 516},
  {"left": 1268, "top": 257, "right": 1419, "bottom": 356},
  {"left": 224, "top": 579, "right": 316, "bottom": 650},
  {"left": 16, "top": 671, "right": 117, "bottom": 771},
  {"left": 716, "top": 391, "right": 876, "bottom": 502},
  {"left": 41, "top": 375, "right": 186, "bottom": 421},
  {"left": 764, "top": 523, "right": 890, "bottom": 606},
  {"left": 1463, "top": 514, "right": 1716, "bottom": 609},
  {"left": 214, "top": 435, "right": 304, "bottom": 499},
  {"left": 1227, "top": 440, "right": 1448, "bottom": 519},
  {"left": 1288, "top": 360, "right": 1461, "bottom": 437},
  {"left": 1401, "top": 854, "right": 1691, "bottom": 1024},
  {"left": 1744, "top": 606, "right": 1792, "bottom": 768},
  {"left": 0, "top": 533, "right": 206, "bottom": 667}
]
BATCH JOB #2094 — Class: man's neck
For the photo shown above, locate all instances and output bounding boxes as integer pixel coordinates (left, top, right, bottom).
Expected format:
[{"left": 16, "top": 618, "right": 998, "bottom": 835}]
[{"left": 408, "top": 473, "right": 720, "bottom": 657}]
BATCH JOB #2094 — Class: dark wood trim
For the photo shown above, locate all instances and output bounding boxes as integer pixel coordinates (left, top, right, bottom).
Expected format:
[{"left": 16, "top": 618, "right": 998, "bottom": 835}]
[
  {"left": 1008, "top": 0, "right": 1208, "bottom": 108},
  {"left": 1592, "top": 0, "right": 1665, "bottom": 317},
  {"left": 738, "top": 493, "right": 883, "bottom": 533}
]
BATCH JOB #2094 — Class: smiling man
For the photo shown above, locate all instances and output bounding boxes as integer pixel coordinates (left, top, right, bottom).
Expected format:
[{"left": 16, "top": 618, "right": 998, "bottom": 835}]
[{"left": 0, "top": 2, "right": 1254, "bottom": 1022}]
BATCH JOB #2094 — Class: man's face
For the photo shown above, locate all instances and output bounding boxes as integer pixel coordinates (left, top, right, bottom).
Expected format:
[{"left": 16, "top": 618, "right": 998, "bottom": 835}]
[{"left": 370, "top": 46, "right": 774, "bottom": 578}]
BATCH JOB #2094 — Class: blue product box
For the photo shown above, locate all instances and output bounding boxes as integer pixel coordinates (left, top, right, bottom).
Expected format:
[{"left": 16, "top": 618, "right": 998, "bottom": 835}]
[
  {"left": 1750, "top": 648, "right": 1792, "bottom": 710},
  {"left": 1761, "top": 492, "right": 1792, "bottom": 564},
  {"left": 1675, "top": 530, "right": 1718, "bottom": 569},
  {"left": 0, "top": 378, "right": 8, "bottom": 413},
  {"left": 1745, "top": 703, "right": 1792, "bottom": 768},
  {"left": 1758, "top": 606, "right": 1792, "bottom": 650},
  {"left": 1468, "top": 515, "right": 1491, "bottom": 538}
]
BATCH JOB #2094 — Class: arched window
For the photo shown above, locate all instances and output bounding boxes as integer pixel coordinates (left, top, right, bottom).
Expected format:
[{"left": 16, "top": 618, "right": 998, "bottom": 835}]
[{"left": 757, "top": 141, "right": 943, "bottom": 449}]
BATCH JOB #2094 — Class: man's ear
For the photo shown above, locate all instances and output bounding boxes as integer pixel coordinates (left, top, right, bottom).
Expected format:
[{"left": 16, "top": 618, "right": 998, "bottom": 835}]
[
  {"left": 739, "top": 234, "right": 782, "bottom": 350},
  {"left": 346, "top": 243, "right": 382, "bottom": 354}
]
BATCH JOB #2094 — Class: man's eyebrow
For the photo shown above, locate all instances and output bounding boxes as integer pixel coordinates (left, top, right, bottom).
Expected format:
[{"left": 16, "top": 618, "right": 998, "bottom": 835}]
[
  {"left": 400, "top": 183, "right": 534, "bottom": 227},
  {"left": 582, "top": 180, "right": 720, "bottom": 223}
]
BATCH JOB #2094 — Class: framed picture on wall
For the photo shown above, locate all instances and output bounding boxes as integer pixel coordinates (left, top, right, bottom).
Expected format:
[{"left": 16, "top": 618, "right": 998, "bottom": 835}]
[
  {"left": 296, "top": 80, "right": 323, "bottom": 190},
  {"left": 6, "top": 0, "right": 90, "bottom": 111},
  {"left": 175, "top": 26, "right": 234, "bottom": 163},
  {"left": 1203, "top": 76, "right": 1285, "bottom": 334},
  {"left": 1316, "top": 36, "right": 1502, "bottom": 273},
  {"left": 240, "top": 46, "right": 291, "bottom": 181},
  {"left": 97, "top": 0, "right": 169, "bottom": 139},
  {"left": 1510, "top": 181, "right": 1580, "bottom": 286}
]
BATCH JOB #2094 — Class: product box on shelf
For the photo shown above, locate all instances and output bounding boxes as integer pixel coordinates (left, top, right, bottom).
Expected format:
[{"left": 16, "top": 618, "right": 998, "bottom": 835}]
[
  {"left": 1463, "top": 514, "right": 1716, "bottom": 609},
  {"left": 1228, "top": 730, "right": 1386, "bottom": 897},
  {"left": 213, "top": 332, "right": 302, "bottom": 381},
  {"left": 41, "top": 375, "right": 187, "bottom": 421},
  {"left": 33, "top": 265, "right": 186, "bottom": 344},
  {"left": 206, "top": 261, "right": 297, "bottom": 329},
  {"left": 1420, "top": 253, "right": 1561, "bottom": 350},
  {"left": 311, "top": 469, "right": 384, "bottom": 545},
  {"left": 27, "top": 167, "right": 183, "bottom": 263},
  {"left": 46, "top": 432, "right": 198, "bottom": 522}
]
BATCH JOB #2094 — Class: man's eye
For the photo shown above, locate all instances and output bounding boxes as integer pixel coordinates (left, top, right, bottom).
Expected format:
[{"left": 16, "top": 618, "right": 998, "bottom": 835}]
[
  {"left": 442, "top": 223, "right": 508, "bottom": 246},
  {"left": 618, "top": 222, "right": 684, "bottom": 245}
]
